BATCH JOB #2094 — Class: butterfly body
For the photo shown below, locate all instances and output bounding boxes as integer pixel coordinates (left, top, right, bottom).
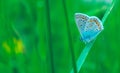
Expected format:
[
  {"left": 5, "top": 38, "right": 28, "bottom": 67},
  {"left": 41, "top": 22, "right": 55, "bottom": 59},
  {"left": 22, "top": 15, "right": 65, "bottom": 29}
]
[{"left": 75, "top": 13, "right": 104, "bottom": 43}]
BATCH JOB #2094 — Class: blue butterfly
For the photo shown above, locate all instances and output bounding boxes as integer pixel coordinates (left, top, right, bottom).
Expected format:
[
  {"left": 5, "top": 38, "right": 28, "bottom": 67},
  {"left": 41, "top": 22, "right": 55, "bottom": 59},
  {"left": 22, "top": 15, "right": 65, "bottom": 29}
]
[{"left": 75, "top": 13, "right": 104, "bottom": 43}]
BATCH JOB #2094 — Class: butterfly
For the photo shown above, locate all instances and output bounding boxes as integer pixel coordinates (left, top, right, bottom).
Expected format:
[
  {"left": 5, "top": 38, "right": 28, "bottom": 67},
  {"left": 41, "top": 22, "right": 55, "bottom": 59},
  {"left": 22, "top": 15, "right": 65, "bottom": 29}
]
[{"left": 75, "top": 13, "right": 104, "bottom": 43}]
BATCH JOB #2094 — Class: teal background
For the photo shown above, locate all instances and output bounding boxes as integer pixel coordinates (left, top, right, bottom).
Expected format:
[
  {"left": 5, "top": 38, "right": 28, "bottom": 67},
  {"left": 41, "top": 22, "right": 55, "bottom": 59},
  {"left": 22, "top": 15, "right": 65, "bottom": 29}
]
[{"left": 0, "top": 0, "right": 120, "bottom": 73}]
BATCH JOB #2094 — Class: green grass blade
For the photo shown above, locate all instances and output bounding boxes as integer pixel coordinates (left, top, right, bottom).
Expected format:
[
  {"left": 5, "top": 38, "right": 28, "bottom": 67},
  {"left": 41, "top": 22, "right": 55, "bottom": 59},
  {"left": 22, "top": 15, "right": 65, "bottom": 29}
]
[
  {"left": 70, "top": 41, "right": 94, "bottom": 73},
  {"left": 45, "top": 0, "right": 54, "bottom": 73},
  {"left": 62, "top": 0, "right": 77, "bottom": 73},
  {"left": 102, "top": 0, "right": 116, "bottom": 24}
]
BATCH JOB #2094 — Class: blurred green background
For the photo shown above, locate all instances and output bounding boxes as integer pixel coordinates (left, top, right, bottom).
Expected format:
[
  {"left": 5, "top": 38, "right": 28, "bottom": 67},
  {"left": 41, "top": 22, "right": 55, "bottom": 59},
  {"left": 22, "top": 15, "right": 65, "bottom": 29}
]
[{"left": 0, "top": 0, "right": 120, "bottom": 73}]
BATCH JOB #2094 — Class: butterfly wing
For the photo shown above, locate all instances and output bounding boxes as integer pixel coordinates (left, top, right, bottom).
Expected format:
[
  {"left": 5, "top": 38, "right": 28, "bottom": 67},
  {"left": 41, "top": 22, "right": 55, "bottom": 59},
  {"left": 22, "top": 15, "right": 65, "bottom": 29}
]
[
  {"left": 75, "top": 13, "right": 89, "bottom": 39},
  {"left": 82, "top": 16, "right": 104, "bottom": 43}
]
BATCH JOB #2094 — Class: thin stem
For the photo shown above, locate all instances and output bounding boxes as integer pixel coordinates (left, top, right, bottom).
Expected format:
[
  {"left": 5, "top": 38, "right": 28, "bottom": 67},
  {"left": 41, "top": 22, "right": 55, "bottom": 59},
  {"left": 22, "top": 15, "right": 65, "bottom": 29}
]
[
  {"left": 70, "top": 41, "right": 94, "bottom": 73},
  {"left": 45, "top": 0, "right": 54, "bottom": 73},
  {"left": 102, "top": 0, "right": 115, "bottom": 24},
  {"left": 62, "top": 0, "right": 77, "bottom": 73},
  {"left": 71, "top": 0, "right": 116, "bottom": 73}
]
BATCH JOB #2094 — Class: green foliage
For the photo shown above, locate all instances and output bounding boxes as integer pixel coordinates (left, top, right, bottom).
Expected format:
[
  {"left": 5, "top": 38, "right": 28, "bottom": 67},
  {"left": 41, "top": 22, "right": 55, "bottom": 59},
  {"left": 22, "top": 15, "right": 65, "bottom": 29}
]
[{"left": 0, "top": 0, "right": 120, "bottom": 73}]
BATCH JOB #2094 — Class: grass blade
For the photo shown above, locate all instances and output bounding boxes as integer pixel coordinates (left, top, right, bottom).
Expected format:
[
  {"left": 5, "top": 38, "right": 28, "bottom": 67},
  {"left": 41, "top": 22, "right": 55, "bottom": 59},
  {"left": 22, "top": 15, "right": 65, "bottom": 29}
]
[
  {"left": 45, "top": 0, "right": 54, "bottom": 73},
  {"left": 62, "top": 0, "right": 77, "bottom": 73}
]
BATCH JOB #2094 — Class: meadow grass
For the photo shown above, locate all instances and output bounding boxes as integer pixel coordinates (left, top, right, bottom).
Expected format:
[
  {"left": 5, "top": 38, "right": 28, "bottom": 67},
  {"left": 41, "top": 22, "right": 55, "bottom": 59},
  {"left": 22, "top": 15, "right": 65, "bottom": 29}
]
[{"left": 0, "top": 0, "right": 119, "bottom": 73}]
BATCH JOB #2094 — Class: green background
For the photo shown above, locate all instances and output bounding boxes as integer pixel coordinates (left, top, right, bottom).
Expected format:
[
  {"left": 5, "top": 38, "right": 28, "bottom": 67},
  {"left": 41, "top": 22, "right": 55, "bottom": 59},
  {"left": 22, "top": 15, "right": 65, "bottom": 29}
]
[{"left": 0, "top": 0, "right": 120, "bottom": 73}]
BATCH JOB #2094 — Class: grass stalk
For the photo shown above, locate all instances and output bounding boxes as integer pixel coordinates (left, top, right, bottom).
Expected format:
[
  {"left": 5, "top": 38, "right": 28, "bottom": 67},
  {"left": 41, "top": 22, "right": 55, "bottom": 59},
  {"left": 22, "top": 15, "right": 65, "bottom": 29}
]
[
  {"left": 62, "top": 0, "right": 77, "bottom": 73},
  {"left": 45, "top": 0, "right": 54, "bottom": 73}
]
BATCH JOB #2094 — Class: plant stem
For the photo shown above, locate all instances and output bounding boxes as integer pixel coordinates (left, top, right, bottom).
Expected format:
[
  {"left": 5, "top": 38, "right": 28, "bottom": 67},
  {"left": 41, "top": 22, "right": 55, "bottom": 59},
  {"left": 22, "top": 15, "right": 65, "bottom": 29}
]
[
  {"left": 102, "top": 0, "right": 115, "bottom": 24},
  {"left": 45, "top": 0, "right": 54, "bottom": 73},
  {"left": 62, "top": 0, "right": 77, "bottom": 73}
]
